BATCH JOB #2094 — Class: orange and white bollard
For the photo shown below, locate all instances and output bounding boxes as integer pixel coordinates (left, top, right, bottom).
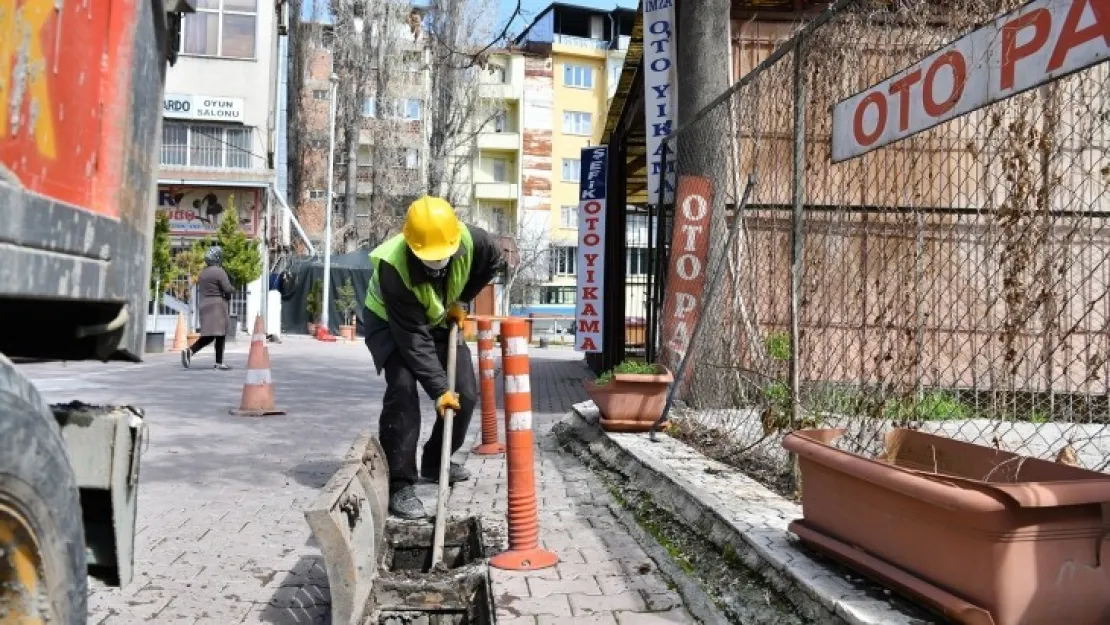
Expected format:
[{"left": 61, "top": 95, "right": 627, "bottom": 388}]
[
  {"left": 472, "top": 318, "right": 505, "bottom": 455},
  {"left": 489, "top": 318, "right": 558, "bottom": 571}
]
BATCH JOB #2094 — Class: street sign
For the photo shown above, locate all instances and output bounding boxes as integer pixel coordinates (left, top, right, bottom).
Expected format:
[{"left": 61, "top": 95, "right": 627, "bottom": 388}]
[
  {"left": 575, "top": 146, "right": 608, "bottom": 353},
  {"left": 832, "top": 0, "right": 1110, "bottom": 162}
]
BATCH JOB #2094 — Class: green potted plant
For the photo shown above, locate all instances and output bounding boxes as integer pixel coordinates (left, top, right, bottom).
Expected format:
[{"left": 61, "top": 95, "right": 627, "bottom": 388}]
[
  {"left": 170, "top": 241, "right": 206, "bottom": 343},
  {"left": 584, "top": 360, "right": 674, "bottom": 432},
  {"left": 336, "top": 279, "right": 358, "bottom": 341},
  {"left": 306, "top": 278, "right": 323, "bottom": 335},
  {"left": 214, "top": 202, "right": 262, "bottom": 338}
]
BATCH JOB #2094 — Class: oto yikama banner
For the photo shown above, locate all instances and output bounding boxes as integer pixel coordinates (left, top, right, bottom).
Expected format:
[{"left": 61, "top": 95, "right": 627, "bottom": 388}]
[
  {"left": 660, "top": 176, "right": 712, "bottom": 375},
  {"left": 575, "top": 147, "right": 608, "bottom": 353}
]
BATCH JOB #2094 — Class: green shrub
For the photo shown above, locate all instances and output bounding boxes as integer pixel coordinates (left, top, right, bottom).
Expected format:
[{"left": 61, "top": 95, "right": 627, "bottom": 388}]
[
  {"left": 765, "top": 331, "right": 791, "bottom": 362},
  {"left": 594, "top": 360, "right": 660, "bottom": 385}
]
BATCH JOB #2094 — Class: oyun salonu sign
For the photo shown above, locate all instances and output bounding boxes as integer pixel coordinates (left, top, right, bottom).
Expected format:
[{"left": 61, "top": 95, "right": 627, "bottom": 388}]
[
  {"left": 643, "top": 0, "right": 676, "bottom": 206},
  {"left": 163, "top": 94, "right": 246, "bottom": 122}
]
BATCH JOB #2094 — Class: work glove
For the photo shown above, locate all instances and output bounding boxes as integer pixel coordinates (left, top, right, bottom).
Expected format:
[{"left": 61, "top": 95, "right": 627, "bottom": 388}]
[
  {"left": 436, "top": 391, "right": 461, "bottom": 417},
  {"left": 446, "top": 303, "right": 467, "bottom": 326}
]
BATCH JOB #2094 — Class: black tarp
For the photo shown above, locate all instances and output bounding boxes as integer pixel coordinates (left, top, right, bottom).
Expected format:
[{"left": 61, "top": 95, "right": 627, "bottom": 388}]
[{"left": 279, "top": 249, "right": 374, "bottom": 335}]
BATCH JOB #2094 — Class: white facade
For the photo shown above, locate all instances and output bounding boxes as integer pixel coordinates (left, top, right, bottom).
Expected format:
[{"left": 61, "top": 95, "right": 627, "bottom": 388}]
[{"left": 156, "top": 0, "right": 285, "bottom": 334}]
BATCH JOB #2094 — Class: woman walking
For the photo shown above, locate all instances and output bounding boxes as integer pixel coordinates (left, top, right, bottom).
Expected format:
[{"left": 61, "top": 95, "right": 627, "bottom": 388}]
[{"left": 182, "top": 246, "right": 235, "bottom": 370}]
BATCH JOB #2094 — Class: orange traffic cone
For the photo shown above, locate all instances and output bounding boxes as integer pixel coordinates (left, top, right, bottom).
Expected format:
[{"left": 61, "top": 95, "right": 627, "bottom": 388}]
[
  {"left": 172, "top": 313, "right": 188, "bottom": 351},
  {"left": 230, "top": 315, "right": 285, "bottom": 416}
]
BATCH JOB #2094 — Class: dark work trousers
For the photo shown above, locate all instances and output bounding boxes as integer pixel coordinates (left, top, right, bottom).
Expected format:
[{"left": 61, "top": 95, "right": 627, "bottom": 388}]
[
  {"left": 189, "top": 335, "right": 226, "bottom": 363},
  {"left": 379, "top": 339, "right": 476, "bottom": 494}
]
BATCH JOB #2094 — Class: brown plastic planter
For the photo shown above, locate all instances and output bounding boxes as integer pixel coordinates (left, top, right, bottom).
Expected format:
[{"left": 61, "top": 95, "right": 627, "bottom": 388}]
[
  {"left": 584, "top": 366, "right": 672, "bottom": 433},
  {"left": 783, "top": 427, "right": 1110, "bottom": 625}
]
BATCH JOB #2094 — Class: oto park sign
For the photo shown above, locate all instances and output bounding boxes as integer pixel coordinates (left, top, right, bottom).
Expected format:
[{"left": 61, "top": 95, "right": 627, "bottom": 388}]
[{"left": 832, "top": 0, "right": 1109, "bottom": 162}]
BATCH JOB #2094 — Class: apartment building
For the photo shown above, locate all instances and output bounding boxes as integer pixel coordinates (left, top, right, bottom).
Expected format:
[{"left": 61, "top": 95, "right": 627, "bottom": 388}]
[
  {"left": 515, "top": 2, "right": 636, "bottom": 311},
  {"left": 287, "top": 7, "right": 429, "bottom": 252},
  {"left": 157, "top": 0, "right": 288, "bottom": 331}
]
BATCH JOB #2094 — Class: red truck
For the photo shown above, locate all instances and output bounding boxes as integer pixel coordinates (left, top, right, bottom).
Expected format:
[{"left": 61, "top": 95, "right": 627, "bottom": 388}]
[{"left": 0, "top": 1, "right": 193, "bottom": 623}]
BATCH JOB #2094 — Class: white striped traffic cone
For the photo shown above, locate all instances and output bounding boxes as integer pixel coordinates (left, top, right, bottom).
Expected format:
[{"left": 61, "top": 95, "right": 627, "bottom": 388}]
[{"left": 230, "top": 315, "right": 285, "bottom": 416}]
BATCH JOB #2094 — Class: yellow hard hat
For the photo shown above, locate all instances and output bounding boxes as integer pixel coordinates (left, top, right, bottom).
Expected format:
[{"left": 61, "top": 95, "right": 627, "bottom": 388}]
[{"left": 403, "top": 195, "right": 461, "bottom": 261}]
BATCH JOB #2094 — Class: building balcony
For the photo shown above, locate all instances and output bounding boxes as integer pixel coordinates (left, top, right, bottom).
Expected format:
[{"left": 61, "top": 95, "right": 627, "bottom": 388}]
[
  {"left": 477, "top": 131, "right": 520, "bottom": 151},
  {"left": 479, "top": 82, "right": 520, "bottom": 100},
  {"left": 555, "top": 34, "right": 609, "bottom": 49},
  {"left": 474, "top": 182, "right": 518, "bottom": 200}
]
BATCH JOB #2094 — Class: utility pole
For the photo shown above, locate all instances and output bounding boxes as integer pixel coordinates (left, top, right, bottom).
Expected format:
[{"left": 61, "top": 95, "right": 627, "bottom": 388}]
[{"left": 322, "top": 72, "right": 339, "bottom": 333}]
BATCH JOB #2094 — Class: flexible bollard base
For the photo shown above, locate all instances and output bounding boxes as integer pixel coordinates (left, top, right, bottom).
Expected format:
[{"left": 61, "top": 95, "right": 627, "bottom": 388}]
[
  {"left": 472, "top": 441, "right": 505, "bottom": 455},
  {"left": 490, "top": 546, "right": 559, "bottom": 571}
]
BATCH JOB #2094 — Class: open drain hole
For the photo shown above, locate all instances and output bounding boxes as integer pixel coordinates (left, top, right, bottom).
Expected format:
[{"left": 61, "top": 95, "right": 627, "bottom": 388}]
[
  {"left": 383, "top": 517, "right": 483, "bottom": 573},
  {"left": 377, "top": 583, "right": 491, "bottom": 624}
]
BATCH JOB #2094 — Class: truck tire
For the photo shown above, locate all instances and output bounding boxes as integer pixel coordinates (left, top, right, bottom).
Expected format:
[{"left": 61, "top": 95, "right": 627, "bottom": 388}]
[{"left": 0, "top": 358, "right": 87, "bottom": 625}]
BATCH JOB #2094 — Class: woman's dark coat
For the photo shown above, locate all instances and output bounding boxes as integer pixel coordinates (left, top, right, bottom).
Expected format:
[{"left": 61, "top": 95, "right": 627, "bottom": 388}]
[{"left": 197, "top": 265, "right": 234, "bottom": 336}]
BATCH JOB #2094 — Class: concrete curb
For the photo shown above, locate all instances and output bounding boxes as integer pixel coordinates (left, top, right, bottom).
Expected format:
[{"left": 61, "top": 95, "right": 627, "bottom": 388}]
[{"left": 555, "top": 402, "right": 937, "bottom": 625}]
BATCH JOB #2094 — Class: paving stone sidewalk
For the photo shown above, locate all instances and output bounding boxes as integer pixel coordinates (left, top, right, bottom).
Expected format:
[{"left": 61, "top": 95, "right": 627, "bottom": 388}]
[
  {"left": 20, "top": 340, "right": 695, "bottom": 624},
  {"left": 447, "top": 348, "right": 697, "bottom": 625}
]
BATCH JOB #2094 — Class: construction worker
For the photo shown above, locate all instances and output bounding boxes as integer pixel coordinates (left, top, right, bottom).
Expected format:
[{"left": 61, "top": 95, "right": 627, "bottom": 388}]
[{"left": 364, "top": 196, "right": 505, "bottom": 519}]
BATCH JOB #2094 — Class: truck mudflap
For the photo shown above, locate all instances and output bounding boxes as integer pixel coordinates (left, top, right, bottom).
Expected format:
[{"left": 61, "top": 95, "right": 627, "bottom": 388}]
[
  {"left": 53, "top": 402, "right": 146, "bottom": 587},
  {"left": 304, "top": 433, "right": 389, "bottom": 625}
]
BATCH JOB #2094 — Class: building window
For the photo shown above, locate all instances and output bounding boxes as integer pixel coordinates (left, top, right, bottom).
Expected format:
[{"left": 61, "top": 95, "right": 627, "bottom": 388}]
[
  {"left": 563, "top": 63, "right": 593, "bottom": 89},
  {"left": 542, "top": 286, "right": 576, "bottom": 305},
  {"left": 627, "top": 248, "right": 649, "bottom": 276},
  {"left": 404, "top": 99, "right": 422, "bottom": 120},
  {"left": 390, "top": 148, "right": 421, "bottom": 169},
  {"left": 309, "top": 190, "right": 327, "bottom": 199},
  {"left": 560, "top": 205, "right": 577, "bottom": 229},
  {"left": 486, "top": 63, "right": 507, "bottom": 83},
  {"left": 312, "top": 89, "right": 329, "bottom": 100},
  {"left": 160, "top": 122, "right": 254, "bottom": 169},
  {"left": 492, "top": 109, "right": 507, "bottom": 132},
  {"left": 403, "top": 50, "right": 422, "bottom": 71},
  {"left": 561, "top": 158, "right": 580, "bottom": 182},
  {"left": 362, "top": 97, "right": 377, "bottom": 117},
  {"left": 490, "top": 158, "right": 508, "bottom": 183},
  {"left": 551, "top": 246, "right": 576, "bottom": 276},
  {"left": 181, "top": 0, "right": 257, "bottom": 59},
  {"left": 562, "top": 111, "right": 591, "bottom": 136}
]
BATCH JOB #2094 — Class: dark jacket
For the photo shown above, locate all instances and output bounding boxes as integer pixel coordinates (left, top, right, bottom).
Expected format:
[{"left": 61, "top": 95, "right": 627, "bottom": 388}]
[
  {"left": 197, "top": 265, "right": 234, "bottom": 336},
  {"left": 365, "top": 224, "right": 504, "bottom": 399}
]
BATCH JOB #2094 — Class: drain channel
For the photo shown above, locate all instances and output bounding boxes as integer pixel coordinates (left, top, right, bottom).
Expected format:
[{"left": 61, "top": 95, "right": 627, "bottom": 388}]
[{"left": 368, "top": 516, "right": 495, "bottom": 625}]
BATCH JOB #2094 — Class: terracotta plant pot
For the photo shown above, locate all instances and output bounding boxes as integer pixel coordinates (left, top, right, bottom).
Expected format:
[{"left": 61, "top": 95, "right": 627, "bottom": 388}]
[
  {"left": 339, "top": 324, "right": 356, "bottom": 341},
  {"left": 187, "top": 332, "right": 200, "bottom": 344},
  {"left": 307, "top": 322, "right": 318, "bottom": 336},
  {"left": 783, "top": 427, "right": 1110, "bottom": 625},
  {"left": 584, "top": 365, "right": 672, "bottom": 433}
]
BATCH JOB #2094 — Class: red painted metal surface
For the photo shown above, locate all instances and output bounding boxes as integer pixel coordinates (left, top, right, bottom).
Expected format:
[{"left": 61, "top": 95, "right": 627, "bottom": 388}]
[{"left": 0, "top": 0, "right": 140, "bottom": 219}]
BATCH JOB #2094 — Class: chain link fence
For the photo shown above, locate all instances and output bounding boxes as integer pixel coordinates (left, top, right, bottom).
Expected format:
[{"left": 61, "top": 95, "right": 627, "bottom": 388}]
[{"left": 659, "top": 0, "right": 1110, "bottom": 495}]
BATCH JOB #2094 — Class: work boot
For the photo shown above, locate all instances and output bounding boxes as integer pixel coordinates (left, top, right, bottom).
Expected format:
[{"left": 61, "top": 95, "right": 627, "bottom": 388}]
[
  {"left": 420, "top": 462, "right": 471, "bottom": 485},
  {"left": 388, "top": 486, "right": 426, "bottom": 520}
]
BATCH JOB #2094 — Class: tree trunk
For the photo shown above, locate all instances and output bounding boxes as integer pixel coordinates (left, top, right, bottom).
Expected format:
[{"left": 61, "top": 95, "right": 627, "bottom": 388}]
[{"left": 677, "top": 0, "right": 731, "bottom": 237}]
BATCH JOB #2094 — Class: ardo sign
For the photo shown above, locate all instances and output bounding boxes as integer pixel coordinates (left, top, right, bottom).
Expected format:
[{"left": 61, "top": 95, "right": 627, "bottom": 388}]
[{"left": 832, "top": 0, "right": 1110, "bottom": 162}]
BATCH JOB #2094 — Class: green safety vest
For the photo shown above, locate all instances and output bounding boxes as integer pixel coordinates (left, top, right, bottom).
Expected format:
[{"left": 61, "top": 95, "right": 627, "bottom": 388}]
[{"left": 365, "top": 225, "right": 474, "bottom": 327}]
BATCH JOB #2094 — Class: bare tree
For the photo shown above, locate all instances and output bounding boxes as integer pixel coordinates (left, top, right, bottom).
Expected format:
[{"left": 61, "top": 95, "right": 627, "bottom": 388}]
[
  {"left": 293, "top": 0, "right": 525, "bottom": 252},
  {"left": 499, "top": 209, "right": 550, "bottom": 314},
  {"left": 422, "top": 0, "right": 503, "bottom": 217}
]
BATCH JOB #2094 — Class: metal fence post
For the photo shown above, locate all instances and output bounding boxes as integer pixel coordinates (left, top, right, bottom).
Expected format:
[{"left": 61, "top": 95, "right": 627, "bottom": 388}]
[{"left": 789, "top": 39, "right": 807, "bottom": 428}]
